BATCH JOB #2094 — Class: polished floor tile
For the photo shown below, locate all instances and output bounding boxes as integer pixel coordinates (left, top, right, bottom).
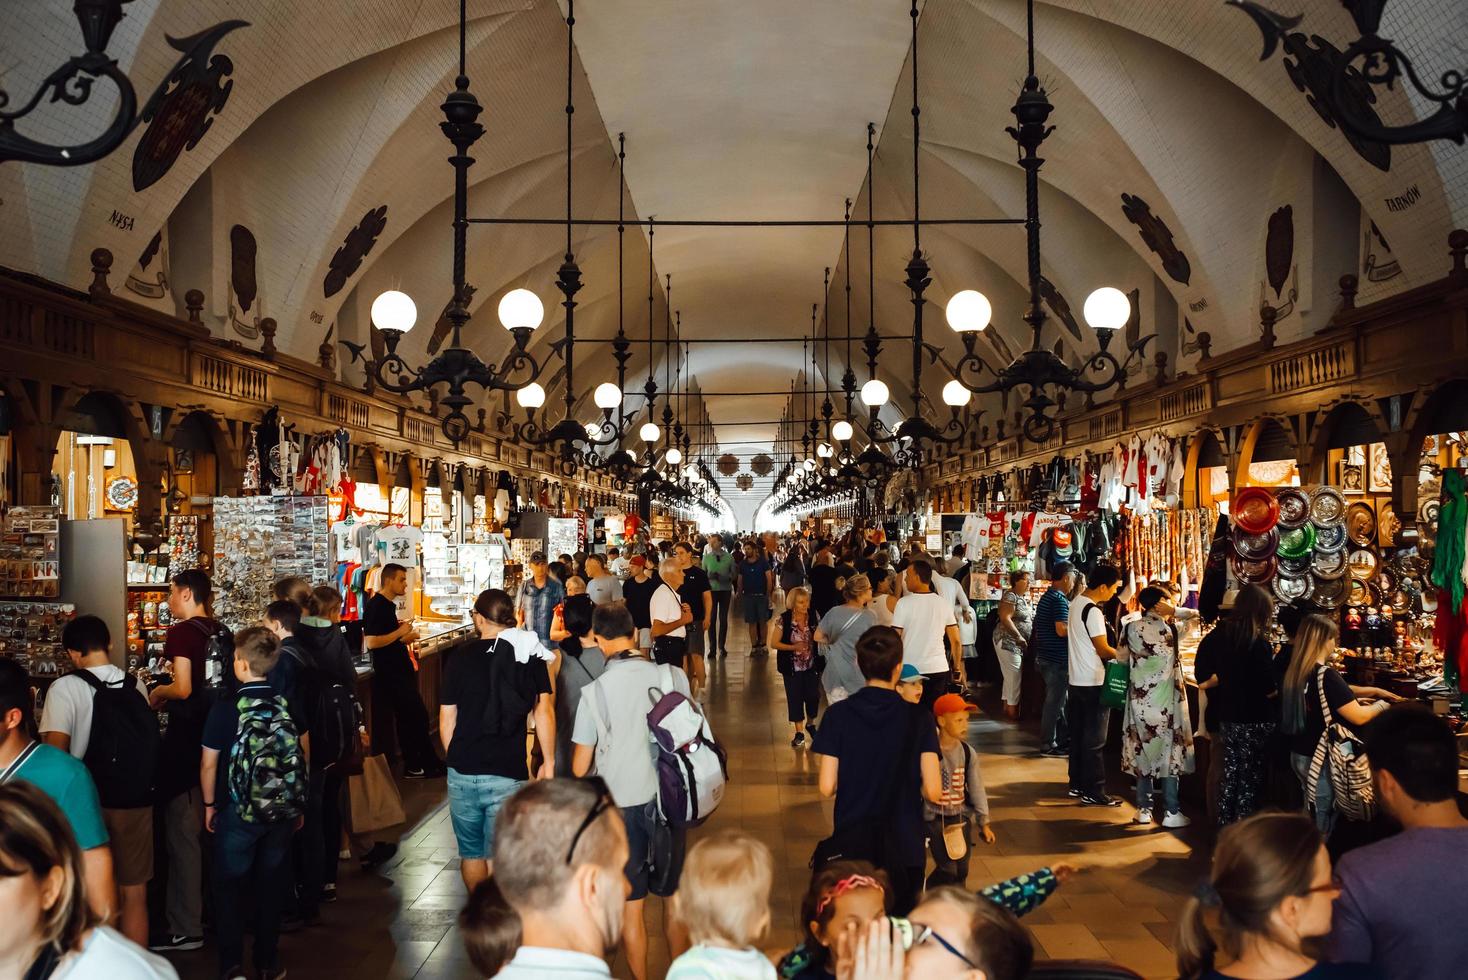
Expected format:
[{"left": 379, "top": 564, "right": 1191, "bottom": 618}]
[{"left": 167, "top": 613, "right": 1207, "bottom": 979}]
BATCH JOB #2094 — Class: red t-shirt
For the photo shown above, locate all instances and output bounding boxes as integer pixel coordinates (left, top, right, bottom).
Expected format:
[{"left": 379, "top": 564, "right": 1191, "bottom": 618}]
[{"left": 164, "top": 616, "right": 224, "bottom": 694}]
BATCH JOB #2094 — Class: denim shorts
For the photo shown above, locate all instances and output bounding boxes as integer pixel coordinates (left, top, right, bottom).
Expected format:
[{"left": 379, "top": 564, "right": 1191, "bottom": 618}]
[{"left": 446, "top": 769, "right": 523, "bottom": 860}]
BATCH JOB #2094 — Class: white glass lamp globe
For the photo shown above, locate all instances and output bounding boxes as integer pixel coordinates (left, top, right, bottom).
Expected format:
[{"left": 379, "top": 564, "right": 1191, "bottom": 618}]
[
  {"left": 371, "top": 290, "right": 417, "bottom": 333},
  {"left": 665, "top": 447, "right": 683, "bottom": 466},
  {"left": 683, "top": 464, "right": 698, "bottom": 480},
  {"left": 860, "top": 378, "right": 890, "bottom": 407},
  {"left": 498, "top": 288, "right": 544, "bottom": 332},
  {"left": 516, "top": 383, "right": 546, "bottom": 409},
  {"left": 787, "top": 472, "right": 800, "bottom": 484},
  {"left": 593, "top": 382, "right": 621, "bottom": 410},
  {"left": 1083, "top": 286, "right": 1130, "bottom": 332},
  {"left": 832, "top": 419, "right": 854, "bottom": 442},
  {"left": 942, "top": 379, "right": 973, "bottom": 407},
  {"left": 639, "top": 422, "right": 661, "bottom": 442},
  {"left": 945, "top": 289, "right": 992, "bottom": 333},
  {"left": 817, "top": 442, "right": 833, "bottom": 458},
  {"left": 584, "top": 422, "right": 601, "bottom": 439},
  {"left": 803, "top": 457, "right": 816, "bottom": 471}
]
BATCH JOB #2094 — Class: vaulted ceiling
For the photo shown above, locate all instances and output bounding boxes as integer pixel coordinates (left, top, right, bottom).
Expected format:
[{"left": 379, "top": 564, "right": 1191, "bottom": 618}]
[{"left": 3, "top": 0, "right": 1465, "bottom": 518}]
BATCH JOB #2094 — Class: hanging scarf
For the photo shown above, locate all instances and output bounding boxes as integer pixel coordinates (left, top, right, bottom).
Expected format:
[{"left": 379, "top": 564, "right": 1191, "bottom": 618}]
[{"left": 1431, "top": 469, "right": 1466, "bottom": 614}]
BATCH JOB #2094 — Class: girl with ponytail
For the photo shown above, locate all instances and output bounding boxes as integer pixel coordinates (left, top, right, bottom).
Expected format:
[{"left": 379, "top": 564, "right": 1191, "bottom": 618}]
[{"left": 1176, "top": 811, "right": 1375, "bottom": 979}]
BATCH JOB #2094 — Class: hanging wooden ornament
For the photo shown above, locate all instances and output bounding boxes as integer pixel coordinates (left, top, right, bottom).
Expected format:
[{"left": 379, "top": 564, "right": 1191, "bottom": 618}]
[
  {"left": 717, "top": 453, "right": 740, "bottom": 477},
  {"left": 751, "top": 453, "right": 773, "bottom": 477},
  {"left": 736, "top": 474, "right": 754, "bottom": 491}
]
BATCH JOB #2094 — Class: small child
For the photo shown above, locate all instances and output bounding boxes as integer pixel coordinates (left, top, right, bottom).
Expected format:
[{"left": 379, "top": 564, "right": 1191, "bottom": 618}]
[
  {"left": 778, "top": 861, "right": 892, "bottom": 980},
  {"left": 925, "top": 693, "right": 995, "bottom": 889},
  {"left": 896, "top": 663, "right": 924, "bottom": 704},
  {"left": 668, "top": 831, "right": 777, "bottom": 980}
]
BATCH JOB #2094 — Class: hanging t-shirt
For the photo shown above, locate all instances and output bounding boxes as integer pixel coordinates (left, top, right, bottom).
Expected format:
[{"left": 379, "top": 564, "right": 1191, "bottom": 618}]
[{"left": 375, "top": 526, "right": 423, "bottom": 565}]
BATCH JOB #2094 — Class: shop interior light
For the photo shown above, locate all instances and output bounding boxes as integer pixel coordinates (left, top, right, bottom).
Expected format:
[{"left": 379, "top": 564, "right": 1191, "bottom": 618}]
[
  {"left": 371, "top": 290, "right": 418, "bottom": 333},
  {"left": 942, "top": 380, "right": 973, "bottom": 407},
  {"left": 817, "top": 442, "right": 834, "bottom": 458},
  {"left": 497, "top": 288, "right": 544, "bottom": 332},
  {"left": 640, "top": 422, "right": 661, "bottom": 442},
  {"left": 945, "top": 289, "right": 992, "bottom": 333},
  {"left": 666, "top": 447, "right": 683, "bottom": 465},
  {"left": 860, "top": 378, "right": 890, "bottom": 407},
  {"left": 516, "top": 382, "right": 546, "bottom": 409},
  {"left": 593, "top": 382, "right": 622, "bottom": 410},
  {"left": 1083, "top": 286, "right": 1130, "bottom": 332},
  {"left": 832, "top": 419, "right": 854, "bottom": 442}
]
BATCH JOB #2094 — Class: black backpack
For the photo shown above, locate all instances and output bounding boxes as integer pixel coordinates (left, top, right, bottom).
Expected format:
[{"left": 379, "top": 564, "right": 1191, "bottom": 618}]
[
  {"left": 281, "top": 645, "right": 361, "bottom": 768},
  {"left": 74, "top": 670, "right": 160, "bottom": 809},
  {"left": 478, "top": 639, "right": 538, "bottom": 738}
]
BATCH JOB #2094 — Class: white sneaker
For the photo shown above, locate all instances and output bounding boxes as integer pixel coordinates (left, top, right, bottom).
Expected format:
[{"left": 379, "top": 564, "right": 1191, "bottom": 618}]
[
  {"left": 1135, "top": 808, "right": 1153, "bottom": 825},
  {"left": 1161, "top": 811, "right": 1191, "bottom": 828}
]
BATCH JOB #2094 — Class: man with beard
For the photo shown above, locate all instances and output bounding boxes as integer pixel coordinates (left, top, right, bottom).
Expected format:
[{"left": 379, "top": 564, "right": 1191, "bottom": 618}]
[{"left": 481, "top": 779, "right": 630, "bottom": 978}]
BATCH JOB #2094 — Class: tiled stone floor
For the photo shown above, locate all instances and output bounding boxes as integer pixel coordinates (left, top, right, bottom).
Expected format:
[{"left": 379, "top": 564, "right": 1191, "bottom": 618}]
[{"left": 171, "top": 618, "right": 1209, "bottom": 979}]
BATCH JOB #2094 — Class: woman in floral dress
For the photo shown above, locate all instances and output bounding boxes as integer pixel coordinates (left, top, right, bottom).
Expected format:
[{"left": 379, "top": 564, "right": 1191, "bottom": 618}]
[{"left": 1122, "top": 585, "right": 1194, "bottom": 828}]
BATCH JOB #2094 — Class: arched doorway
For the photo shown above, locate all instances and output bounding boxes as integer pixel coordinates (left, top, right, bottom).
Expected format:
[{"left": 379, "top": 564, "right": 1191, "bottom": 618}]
[
  {"left": 51, "top": 391, "right": 147, "bottom": 523},
  {"left": 1236, "top": 417, "right": 1300, "bottom": 489}
]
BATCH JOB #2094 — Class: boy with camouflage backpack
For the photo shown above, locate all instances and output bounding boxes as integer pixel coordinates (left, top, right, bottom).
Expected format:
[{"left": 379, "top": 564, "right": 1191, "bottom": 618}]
[{"left": 201, "top": 627, "right": 307, "bottom": 980}]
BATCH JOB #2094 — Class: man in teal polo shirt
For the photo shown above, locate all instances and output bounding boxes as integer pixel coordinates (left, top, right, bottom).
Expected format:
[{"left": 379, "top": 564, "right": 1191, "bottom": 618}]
[{"left": 0, "top": 657, "right": 115, "bottom": 919}]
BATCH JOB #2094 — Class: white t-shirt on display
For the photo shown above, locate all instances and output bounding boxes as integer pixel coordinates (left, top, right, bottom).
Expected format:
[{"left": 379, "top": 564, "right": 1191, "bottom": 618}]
[
  {"left": 649, "top": 583, "right": 686, "bottom": 638},
  {"left": 890, "top": 591, "right": 956, "bottom": 674},
  {"left": 375, "top": 526, "right": 424, "bottom": 565},
  {"left": 39, "top": 666, "right": 149, "bottom": 759},
  {"left": 1067, "top": 597, "right": 1109, "bottom": 687}
]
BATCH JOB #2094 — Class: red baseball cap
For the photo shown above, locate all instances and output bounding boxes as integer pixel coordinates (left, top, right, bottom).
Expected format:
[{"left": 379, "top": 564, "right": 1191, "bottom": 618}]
[
  {"left": 933, "top": 693, "right": 979, "bottom": 717},
  {"left": 629, "top": 555, "right": 647, "bottom": 567}
]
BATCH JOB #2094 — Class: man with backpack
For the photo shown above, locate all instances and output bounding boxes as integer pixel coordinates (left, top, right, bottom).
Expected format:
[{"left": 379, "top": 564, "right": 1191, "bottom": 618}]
[
  {"left": 1066, "top": 564, "right": 1124, "bottom": 807},
  {"left": 571, "top": 602, "right": 695, "bottom": 980},
  {"left": 201, "top": 626, "right": 307, "bottom": 980},
  {"left": 149, "top": 568, "right": 228, "bottom": 953},
  {"left": 40, "top": 615, "right": 159, "bottom": 946}
]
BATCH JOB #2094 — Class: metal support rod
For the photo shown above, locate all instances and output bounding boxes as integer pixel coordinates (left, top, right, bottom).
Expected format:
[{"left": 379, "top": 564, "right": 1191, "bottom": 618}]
[
  {"left": 608, "top": 334, "right": 914, "bottom": 345},
  {"left": 465, "top": 216, "right": 1022, "bottom": 227}
]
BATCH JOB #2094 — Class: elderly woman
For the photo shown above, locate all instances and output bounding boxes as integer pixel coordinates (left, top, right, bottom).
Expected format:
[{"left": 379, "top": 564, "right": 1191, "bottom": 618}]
[
  {"left": 993, "top": 571, "right": 1033, "bottom": 720},
  {"left": 1121, "top": 586, "right": 1194, "bottom": 828}
]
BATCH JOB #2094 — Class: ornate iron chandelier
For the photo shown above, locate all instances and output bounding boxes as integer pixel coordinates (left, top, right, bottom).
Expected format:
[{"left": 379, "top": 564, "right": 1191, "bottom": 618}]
[
  {"left": 357, "top": 0, "right": 561, "bottom": 445},
  {"left": 942, "top": 0, "right": 1152, "bottom": 444},
  {"left": 0, "top": 2, "right": 246, "bottom": 167},
  {"left": 1229, "top": 0, "right": 1465, "bottom": 148}
]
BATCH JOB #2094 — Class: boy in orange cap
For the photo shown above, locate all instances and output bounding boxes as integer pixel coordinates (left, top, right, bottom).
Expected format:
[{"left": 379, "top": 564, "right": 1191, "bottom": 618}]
[{"left": 926, "top": 693, "right": 995, "bottom": 888}]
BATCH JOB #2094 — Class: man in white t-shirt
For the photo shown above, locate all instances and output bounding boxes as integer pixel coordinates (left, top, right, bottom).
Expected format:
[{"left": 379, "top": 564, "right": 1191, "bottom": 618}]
[
  {"left": 1065, "top": 564, "right": 1124, "bottom": 807},
  {"left": 648, "top": 558, "right": 692, "bottom": 671},
  {"left": 39, "top": 615, "right": 154, "bottom": 946},
  {"left": 890, "top": 558, "right": 960, "bottom": 713},
  {"left": 607, "top": 547, "right": 631, "bottom": 581}
]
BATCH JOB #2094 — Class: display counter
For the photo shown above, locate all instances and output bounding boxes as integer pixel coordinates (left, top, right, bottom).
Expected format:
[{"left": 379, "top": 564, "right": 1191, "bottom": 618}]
[{"left": 354, "top": 619, "right": 472, "bottom": 760}]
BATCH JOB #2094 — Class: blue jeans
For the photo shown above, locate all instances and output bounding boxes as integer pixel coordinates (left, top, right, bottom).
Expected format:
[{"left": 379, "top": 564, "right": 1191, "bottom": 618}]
[
  {"left": 213, "top": 805, "right": 294, "bottom": 973},
  {"left": 1037, "top": 659, "right": 1069, "bottom": 751},
  {"left": 1291, "top": 752, "right": 1337, "bottom": 838},
  {"left": 1136, "top": 775, "right": 1179, "bottom": 815},
  {"left": 446, "top": 770, "right": 522, "bottom": 860}
]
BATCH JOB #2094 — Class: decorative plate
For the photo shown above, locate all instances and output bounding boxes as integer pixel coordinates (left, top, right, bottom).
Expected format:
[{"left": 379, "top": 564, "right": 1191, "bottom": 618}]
[
  {"left": 1347, "top": 548, "right": 1378, "bottom": 580},
  {"left": 1275, "top": 487, "right": 1310, "bottom": 529},
  {"left": 1311, "top": 548, "right": 1348, "bottom": 580},
  {"left": 1230, "top": 554, "right": 1277, "bottom": 585},
  {"left": 1276, "top": 524, "right": 1317, "bottom": 561},
  {"left": 1345, "top": 503, "right": 1376, "bottom": 547},
  {"left": 1311, "top": 574, "right": 1349, "bottom": 609},
  {"left": 1313, "top": 521, "right": 1348, "bottom": 554},
  {"left": 1233, "top": 526, "right": 1280, "bottom": 562},
  {"left": 1346, "top": 578, "right": 1375, "bottom": 606},
  {"left": 1309, "top": 486, "right": 1346, "bottom": 525},
  {"left": 1273, "top": 571, "right": 1313, "bottom": 603},
  {"left": 105, "top": 476, "right": 138, "bottom": 511},
  {"left": 1421, "top": 590, "right": 1438, "bottom": 613},
  {"left": 1234, "top": 487, "right": 1280, "bottom": 535},
  {"left": 1418, "top": 497, "right": 1440, "bottom": 531},
  {"left": 1278, "top": 554, "right": 1313, "bottom": 576}
]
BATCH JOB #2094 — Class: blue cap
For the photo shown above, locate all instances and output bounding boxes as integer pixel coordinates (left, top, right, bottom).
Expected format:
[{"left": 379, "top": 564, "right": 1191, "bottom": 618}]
[{"left": 898, "top": 664, "right": 923, "bottom": 682}]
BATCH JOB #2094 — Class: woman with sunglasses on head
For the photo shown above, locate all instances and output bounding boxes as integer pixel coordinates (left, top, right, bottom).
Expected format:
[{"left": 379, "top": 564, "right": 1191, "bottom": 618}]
[
  {"left": 0, "top": 781, "right": 176, "bottom": 980},
  {"left": 1177, "top": 811, "right": 1380, "bottom": 980}
]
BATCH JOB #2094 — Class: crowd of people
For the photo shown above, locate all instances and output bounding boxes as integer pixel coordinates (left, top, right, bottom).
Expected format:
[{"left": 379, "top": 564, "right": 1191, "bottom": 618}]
[{"left": 0, "top": 525, "right": 1462, "bottom": 980}]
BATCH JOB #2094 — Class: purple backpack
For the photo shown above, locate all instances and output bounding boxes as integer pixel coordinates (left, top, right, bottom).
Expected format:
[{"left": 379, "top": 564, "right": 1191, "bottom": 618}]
[{"left": 645, "top": 666, "right": 728, "bottom": 827}]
